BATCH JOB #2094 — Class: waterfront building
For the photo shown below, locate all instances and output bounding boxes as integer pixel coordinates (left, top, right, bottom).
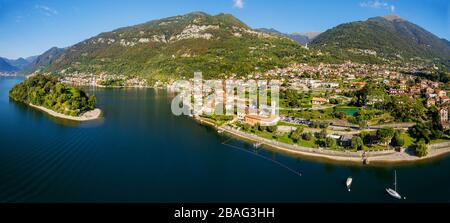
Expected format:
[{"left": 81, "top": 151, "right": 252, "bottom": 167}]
[
  {"left": 244, "top": 114, "right": 280, "bottom": 126},
  {"left": 439, "top": 106, "right": 450, "bottom": 129},
  {"left": 312, "top": 97, "right": 328, "bottom": 105}
]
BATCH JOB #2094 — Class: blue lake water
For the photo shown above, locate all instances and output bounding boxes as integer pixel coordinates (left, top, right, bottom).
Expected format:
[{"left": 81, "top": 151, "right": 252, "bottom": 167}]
[{"left": 0, "top": 77, "right": 449, "bottom": 202}]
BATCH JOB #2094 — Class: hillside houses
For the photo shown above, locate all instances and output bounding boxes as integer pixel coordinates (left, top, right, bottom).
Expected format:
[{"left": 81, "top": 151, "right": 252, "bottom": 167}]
[{"left": 312, "top": 97, "right": 328, "bottom": 105}]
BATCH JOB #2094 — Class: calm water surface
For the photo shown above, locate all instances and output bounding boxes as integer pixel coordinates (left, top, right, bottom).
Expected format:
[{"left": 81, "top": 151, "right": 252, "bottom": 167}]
[{"left": 0, "top": 77, "right": 449, "bottom": 202}]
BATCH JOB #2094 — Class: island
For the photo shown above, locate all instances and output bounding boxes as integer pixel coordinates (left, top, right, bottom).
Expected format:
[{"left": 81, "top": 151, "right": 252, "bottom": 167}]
[{"left": 9, "top": 75, "right": 101, "bottom": 121}]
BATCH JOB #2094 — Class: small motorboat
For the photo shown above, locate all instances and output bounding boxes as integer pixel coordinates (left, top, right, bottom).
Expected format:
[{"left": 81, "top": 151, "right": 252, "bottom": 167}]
[{"left": 346, "top": 177, "right": 353, "bottom": 192}]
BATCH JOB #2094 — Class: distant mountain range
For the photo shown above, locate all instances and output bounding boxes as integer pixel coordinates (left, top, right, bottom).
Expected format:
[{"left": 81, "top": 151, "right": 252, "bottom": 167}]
[
  {"left": 311, "top": 14, "right": 450, "bottom": 67},
  {"left": 13, "top": 12, "right": 450, "bottom": 79},
  {"left": 21, "top": 47, "right": 65, "bottom": 74},
  {"left": 0, "top": 58, "right": 19, "bottom": 72},
  {"left": 0, "top": 56, "right": 39, "bottom": 73},
  {"left": 256, "top": 28, "right": 320, "bottom": 45}
]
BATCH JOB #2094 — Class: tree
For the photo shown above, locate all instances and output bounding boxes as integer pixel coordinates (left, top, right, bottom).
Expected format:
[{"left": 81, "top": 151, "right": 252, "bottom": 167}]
[
  {"left": 318, "top": 129, "right": 328, "bottom": 139},
  {"left": 413, "top": 139, "right": 428, "bottom": 157},
  {"left": 329, "top": 98, "right": 340, "bottom": 104},
  {"left": 351, "top": 136, "right": 364, "bottom": 150},
  {"left": 335, "top": 112, "right": 347, "bottom": 120},
  {"left": 408, "top": 122, "right": 433, "bottom": 144},
  {"left": 267, "top": 125, "right": 277, "bottom": 133},
  {"left": 358, "top": 120, "right": 368, "bottom": 129},
  {"left": 302, "top": 132, "right": 313, "bottom": 141},
  {"left": 386, "top": 96, "right": 426, "bottom": 122},
  {"left": 9, "top": 75, "right": 96, "bottom": 117},
  {"left": 289, "top": 127, "right": 304, "bottom": 142},
  {"left": 242, "top": 123, "right": 251, "bottom": 131},
  {"left": 258, "top": 124, "right": 267, "bottom": 132},
  {"left": 392, "top": 131, "right": 405, "bottom": 147},
  {"left": 320, "top": 122, "right": 329, "bottom": 129},
  {"left": 309, "top": 121, "right": 320, "bottom": 129},
  {"left": 255, "top": 123, "right": 261, "bottom": 131},
  {"left": 325, "top": 137, "right": 337, "bottom": 148},
  {"left": 352, "top": 83, "right": 387, "bottom": 107},
  {"left": 273, "top": 131, "right": 284, "bottom": 139},
  {"left": 377, "top": 127, "right": 395, "bottom": 145}
]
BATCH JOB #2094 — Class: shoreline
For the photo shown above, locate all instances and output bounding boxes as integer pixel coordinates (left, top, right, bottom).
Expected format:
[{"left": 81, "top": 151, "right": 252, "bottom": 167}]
[
  {"left": 20, "top": 81, "right": 450, "bottom": 165},
  {"left": 29, "top": 104, "right": 102, "bottom": 122},
  {"left": 194, "top": 117, "right": 450, "bottom": 166}
]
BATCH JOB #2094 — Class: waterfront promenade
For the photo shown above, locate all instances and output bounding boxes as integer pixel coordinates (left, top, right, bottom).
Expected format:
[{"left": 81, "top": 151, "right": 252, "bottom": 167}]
[{"left": 195, "top": 116, "right": 450, "bottom": 165}]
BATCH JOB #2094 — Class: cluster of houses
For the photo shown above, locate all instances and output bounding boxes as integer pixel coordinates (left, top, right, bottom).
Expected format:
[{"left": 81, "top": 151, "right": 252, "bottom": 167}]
[
  {"left": 372, "top": 75, "right": 450, "bottom": 130},
  {"left": 262, "top": 62, "right": 382, "bottom": 79},
  {"left": 166, "top": 60, "right": 448, "bottom": 131},
  {"left": 60, "top": 72, "right": 148, "bottom": 88},
  {"left": 174, "top": 80, "right": 281, "bottom": 127},
  {"left": 436, "top": 89, "right": 450, "bottom": 129},
  {"left": 0, "top": 72, "right": 17, "bottom": 77},
  {"left": 375, "top": 74, "right": 450, "bottom": 129},
  {"left": 312, "top": 97, "right": 328, "bottom": 106}
]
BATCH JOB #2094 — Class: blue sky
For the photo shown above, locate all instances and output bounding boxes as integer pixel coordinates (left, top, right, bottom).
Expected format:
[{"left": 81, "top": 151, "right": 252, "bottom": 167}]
[{"left": 0, "top": 0, "right": 449, "bottom": 59}]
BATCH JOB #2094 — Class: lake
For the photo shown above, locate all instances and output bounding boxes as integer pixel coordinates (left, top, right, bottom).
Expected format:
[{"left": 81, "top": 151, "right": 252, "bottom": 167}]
[{"left": 0, "top": 77, "right": 449, "bottom": 202}]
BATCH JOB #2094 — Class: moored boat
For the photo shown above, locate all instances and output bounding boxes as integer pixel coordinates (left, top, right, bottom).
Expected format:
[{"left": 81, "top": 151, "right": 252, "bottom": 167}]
[
  {"left": 386, "top": 170, "right": 405, "bottom": 200},
  {"left": 346, "top": 177, "right": 353, "bottom": 192}
]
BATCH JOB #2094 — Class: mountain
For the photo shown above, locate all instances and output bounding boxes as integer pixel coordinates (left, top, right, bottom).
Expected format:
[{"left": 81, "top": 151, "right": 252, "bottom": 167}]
[
  {"left": 311, "top": 14, "right": 450, "bottom": 67},
  {"left": 0, "top": 56, "right": 37, "bottom": 73},
  {"left": 3, "top": 57, "right": 30, "bottom": 70},
  {"left": 22, "top": 47, "right": 65, "bottom": 74},
  {"left": 293, "top": 32, "right": 321, "bottom": 41},
  {"left": 289, "top": 32, "right": 321, "bottom": 45},
  {"left": 28, "top": 12, "right": 310, "bottom": 81},
  {"left": 257, "top": 28, "right": 320, "bottom": 45},
  {"left": 256, "top": 28, "right": 283, "bottom": 35},
  {"left": 0, "top": 58, "right": 19, "bottom": 72},
  {"left": 25, "top": 55, "right": 39, "bottom": 63}
]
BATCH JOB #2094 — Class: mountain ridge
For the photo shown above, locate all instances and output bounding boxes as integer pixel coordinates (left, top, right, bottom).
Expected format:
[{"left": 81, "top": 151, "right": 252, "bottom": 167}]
[
  {"left": 21, "top": 47, "right": 65, "bottom": 74},
  {"left": 0, "top": 56, "right": 37, "bottom": 73},
  {"left": 26, "top": 12, "right": 311, "bottom": 81},
  {"left": 22, "top": 12, "right": 450, "bottom": 78},
  {"left": 257, "top": 28, "right": 320, "bottom": 45},
  {"left": 310, "top": 15, "right": 450, "bottom": 68},
  {"left": 0, "top": 58, "right": 19, "bottom": 72}
]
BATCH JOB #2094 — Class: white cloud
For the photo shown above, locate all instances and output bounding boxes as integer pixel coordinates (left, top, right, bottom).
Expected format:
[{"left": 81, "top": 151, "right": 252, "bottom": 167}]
[
  {"left": 360, "top": 1, "right": 396, "bottom": 12},
  {"left": 233, "top": 0, "right": 244, "bottom": 9},
  {"left": 35, "top": 5, "right": 58, "bottom": 16}
]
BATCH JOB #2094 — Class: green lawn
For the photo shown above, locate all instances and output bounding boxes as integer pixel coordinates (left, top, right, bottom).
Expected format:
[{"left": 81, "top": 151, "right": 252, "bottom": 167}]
[
  {"left": 364, "top": 144, "right": 389, "bottom": 152},
  {"left": 401, "top": 133, "right": 415, "bottom": 148},
  {"left": 298, "top": 139, "right": 318, "bottom": 148},
  {"left": 243, "top": 127, "right": 320, "bottom": 149},
  {"left": 430, "top": 139, "right": 450, "bottom": 144}
]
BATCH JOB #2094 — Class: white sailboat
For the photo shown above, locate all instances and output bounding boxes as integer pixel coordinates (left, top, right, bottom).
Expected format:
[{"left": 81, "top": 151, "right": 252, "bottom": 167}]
[
  {"left": 346, "top": 177, "right": 353, "bottom": 192},
  {"left": 386, "top": 170, "right": 404, "bottom": 200}
]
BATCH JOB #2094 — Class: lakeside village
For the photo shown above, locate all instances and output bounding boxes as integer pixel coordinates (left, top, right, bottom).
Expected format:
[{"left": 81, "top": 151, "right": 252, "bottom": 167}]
[
  {"left": 168, "top": 62, "right": 450, "bottom": 159},
  {"left": 44, "top": 61, "right": 450, "bottom": 158},
  {"left": 0, "top": 72, "right": 18, "bottom": 77}
]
